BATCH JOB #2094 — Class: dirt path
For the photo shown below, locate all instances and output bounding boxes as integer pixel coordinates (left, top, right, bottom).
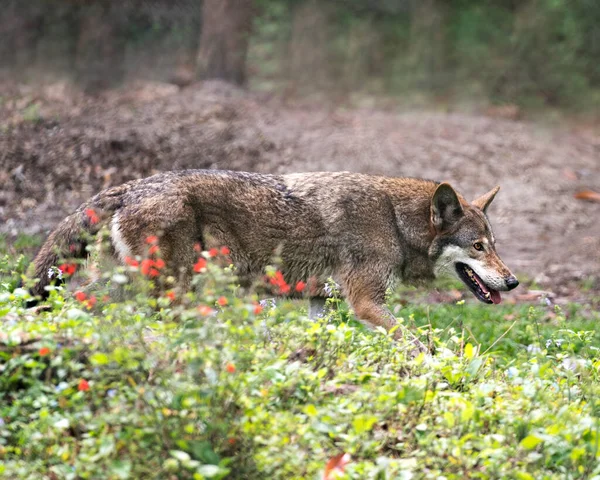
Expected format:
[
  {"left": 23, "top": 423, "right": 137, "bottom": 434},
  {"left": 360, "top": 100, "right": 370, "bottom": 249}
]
[{"left": 1, "top": 80, "right": 598, "bottom": 298}]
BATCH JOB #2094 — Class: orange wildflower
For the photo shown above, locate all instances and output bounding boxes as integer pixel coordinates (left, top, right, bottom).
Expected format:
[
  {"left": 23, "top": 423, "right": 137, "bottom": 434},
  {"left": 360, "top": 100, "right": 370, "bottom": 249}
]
[
  {"left": 140, "top": 259, "right": 154, "bottom": 276},
  {"left": 58, "top": 263, "right": 77, "bottom": 276},
  {"left": 193, "top": 258, "right": 207, "bottom": 273},
  {"left": 74, "top": 291, "right": 87, "bottom": 302},
  {"left": 85, "top": 208, "right": 99, "bottom": 225},
  {"left": 217, "top": 296, "right": 228, "bottom": 307},
  {"left": 198, "top": 305, "right": 214, "bottom": 316},
  {"left": 85, "top": 296, "right": 97, "bottom": 308},
  {"left": 125, "top": 256, "right": 139, "bottom": 267}
]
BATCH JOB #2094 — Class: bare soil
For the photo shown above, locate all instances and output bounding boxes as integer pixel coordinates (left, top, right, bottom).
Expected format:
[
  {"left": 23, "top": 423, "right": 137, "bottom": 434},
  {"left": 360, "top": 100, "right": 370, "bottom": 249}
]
[{"left": 1, "top": 80, "right": 598, "bottom": 302}]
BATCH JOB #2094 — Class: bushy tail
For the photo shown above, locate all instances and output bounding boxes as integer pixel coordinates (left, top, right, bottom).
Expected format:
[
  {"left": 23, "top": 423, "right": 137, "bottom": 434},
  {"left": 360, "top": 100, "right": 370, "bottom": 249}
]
[{"left": 30, "top": 208, "right": 100, "bottom": 300}]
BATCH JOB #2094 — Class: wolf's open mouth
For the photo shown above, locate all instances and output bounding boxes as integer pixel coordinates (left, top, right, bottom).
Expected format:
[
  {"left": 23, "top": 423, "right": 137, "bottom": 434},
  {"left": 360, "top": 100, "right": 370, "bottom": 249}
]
[{"left": 455, "top": 262, "right": 501, "bottom": 304}]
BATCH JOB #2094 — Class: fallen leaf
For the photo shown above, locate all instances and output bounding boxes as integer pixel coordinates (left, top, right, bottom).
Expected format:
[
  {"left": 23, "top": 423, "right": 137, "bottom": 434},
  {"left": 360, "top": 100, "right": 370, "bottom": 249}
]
[
  {"left": 574, "top": 190, "right": 600, "bottom": 203},
  {"left": 323, "top": 453, "right": 351, "bottom": 480}
]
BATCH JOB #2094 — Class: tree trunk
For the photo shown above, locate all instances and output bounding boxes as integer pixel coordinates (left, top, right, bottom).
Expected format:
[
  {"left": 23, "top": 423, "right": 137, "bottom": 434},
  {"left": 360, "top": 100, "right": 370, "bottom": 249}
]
[{"left": 196, "top": 0, "right": 254, "bottom": 85}]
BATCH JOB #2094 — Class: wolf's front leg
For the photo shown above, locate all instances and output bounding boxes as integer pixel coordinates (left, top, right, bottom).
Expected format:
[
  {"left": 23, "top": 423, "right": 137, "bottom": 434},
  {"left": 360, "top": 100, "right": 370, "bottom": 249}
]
[{"left": 342, "top": 270, "right": 427, "bottom": 352}]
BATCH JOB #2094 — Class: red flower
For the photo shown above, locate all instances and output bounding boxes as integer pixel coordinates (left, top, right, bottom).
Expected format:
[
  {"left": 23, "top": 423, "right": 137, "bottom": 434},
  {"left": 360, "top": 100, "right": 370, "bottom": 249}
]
[
  {"left": 146, "top": 235, "right": 159, "bottom": 245},
  {"left": 85, "top": 209, "right": 99, "bottom": 225},
  {"left": 39, "top": 347, "right": 51, "bottom": 356},
  {"left": 125, "top": 256, "right": 139, "bottom": 267},
  {"left": 85, "top": 296, "right": 97, "bottom": 308},
  {"left": 153, "top": 258, "right": 165, "bottom": 269},
  {"left": 166, "top": 291, "right": 176, "bottom": 301},
  {"left": 295, "top": 281, "right": 306, "bottom": 292},
  {"left": 78, "top": 379, "right": 90, "bottom": 392},
  {"left": 253, "top": 303, "right": 263, "bottom": 315},
  {"left": 149, "top": 268, "right": 160, "bottom": 278},
  {"left": 148, "top": 245, "right": 160, "bottom": 256},
  {"left": 208, "top": 248, "right": 219, "bottom": 258},
  {"left": 227, "top": 437, "right": 236, "bottom": 445},
  {"left": 193, "top": 242, "right": 202, "bottom": 252},
  {"left": 220, "top": 246, "right": 231, "bottom": 255},
  {"left": 193, "top": 258, "right": 207, "bottom": 273},
  {"left": 74, "top": 291, "right": 87, "bottom": 302},
  {"left": 58, "top": 263, "right": 77, "bottom": 276},
  {"left": 268, "top": 270, "right": 291, "bottom": 294},
  {"left": 225, "top": 363, "right": 236, "bottom": 373},
  {"left": 217, "top": 296, "right": 228, "bottom": 307},
  {"left": 269, "top": 270, "right": 285, "bottom": 286},
  {"left": 140, "top": 259, "right": 154, "bottom": 276}
]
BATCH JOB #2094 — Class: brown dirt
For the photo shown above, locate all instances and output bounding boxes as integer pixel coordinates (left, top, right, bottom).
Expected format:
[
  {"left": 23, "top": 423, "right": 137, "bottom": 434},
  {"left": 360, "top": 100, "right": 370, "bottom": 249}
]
[{"left": 1, "top": 80, "right": 598, "bottom": 301}]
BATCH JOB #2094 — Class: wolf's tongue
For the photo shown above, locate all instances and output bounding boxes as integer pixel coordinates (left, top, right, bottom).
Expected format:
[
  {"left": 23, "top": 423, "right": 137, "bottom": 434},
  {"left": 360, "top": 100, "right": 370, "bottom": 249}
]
[
  {"left": 471, "top": 270, "right": 502, "bottom": 304},
  {"left": 490, "top": 290, "right": 502, "bottom": 304}
]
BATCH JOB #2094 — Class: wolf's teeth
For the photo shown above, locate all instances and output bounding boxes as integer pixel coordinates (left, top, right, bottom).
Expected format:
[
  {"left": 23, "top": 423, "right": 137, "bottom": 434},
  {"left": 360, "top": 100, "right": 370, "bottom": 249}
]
[{"left": 484, "top": 292, "right": 491, "bottom": 298}]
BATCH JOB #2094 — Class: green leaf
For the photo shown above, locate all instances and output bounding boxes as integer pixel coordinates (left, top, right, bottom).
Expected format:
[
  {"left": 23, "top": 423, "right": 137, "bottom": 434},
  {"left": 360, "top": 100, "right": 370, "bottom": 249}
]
[
  {"left": 467, "top": 357, "right": 483, "bottom": 377},
  {"left": 110, "top": 460, "right": 132, "bottom": 479},
  {"left": 520, "top": 435, "right": 543, "bottom": 449},
  {"left": 304, "top": 404, "right": 318, "bottom": 417},
  {"left": 90, "top": 352, "right": 110, "bottom": 365},
  {"left": 353, "top": 415, "right": 378, "bottom": 434},
  {"left": 515, "top": 473, "right": 534, "bottom": 480}
]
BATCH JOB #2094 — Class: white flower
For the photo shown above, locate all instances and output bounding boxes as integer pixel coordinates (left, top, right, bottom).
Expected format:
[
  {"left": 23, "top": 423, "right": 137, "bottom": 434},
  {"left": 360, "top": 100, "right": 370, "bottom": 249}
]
[
  {"left": 48, "top": 266, "right": 63, "bottom": 280},
  {"left": 259, "top": 298, "right": 276, "bottom": 310}
]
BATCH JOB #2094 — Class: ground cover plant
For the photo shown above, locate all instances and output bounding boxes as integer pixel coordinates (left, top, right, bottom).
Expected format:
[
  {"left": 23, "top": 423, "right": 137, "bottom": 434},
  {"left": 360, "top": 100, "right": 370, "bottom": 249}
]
[{"left": 1, "top": 236, "right": 600, "bottom": 479}]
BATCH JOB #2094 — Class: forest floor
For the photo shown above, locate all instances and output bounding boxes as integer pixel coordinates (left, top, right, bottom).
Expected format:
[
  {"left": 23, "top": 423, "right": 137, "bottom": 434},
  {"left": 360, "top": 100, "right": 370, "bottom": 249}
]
[{"left": 1, "top": 79, "right": 598, "bottom": 305}]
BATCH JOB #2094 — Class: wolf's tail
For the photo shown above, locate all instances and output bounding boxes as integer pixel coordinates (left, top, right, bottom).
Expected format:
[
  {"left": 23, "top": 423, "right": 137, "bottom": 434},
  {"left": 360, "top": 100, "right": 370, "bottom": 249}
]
[{"left": 30, "top": 207, "right": 103, "bottom": 300}]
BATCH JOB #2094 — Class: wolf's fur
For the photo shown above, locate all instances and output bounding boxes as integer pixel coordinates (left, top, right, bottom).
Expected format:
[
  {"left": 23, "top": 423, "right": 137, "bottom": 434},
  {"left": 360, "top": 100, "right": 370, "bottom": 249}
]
[{"left": 31, "top": 170, "right": 518, "bottom": 338}]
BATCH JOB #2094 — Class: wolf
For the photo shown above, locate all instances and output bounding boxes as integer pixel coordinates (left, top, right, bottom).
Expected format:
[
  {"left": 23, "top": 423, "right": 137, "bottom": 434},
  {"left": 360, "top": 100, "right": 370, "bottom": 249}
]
[{"left": 30, "top": 170, "right": 518, "bottom": 339}]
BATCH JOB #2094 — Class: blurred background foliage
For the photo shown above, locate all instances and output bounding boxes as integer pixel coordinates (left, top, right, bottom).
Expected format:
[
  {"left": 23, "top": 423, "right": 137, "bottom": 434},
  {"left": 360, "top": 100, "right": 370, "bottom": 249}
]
[{"left": 1, "top": 0, "right": 599, "bottom": 111}]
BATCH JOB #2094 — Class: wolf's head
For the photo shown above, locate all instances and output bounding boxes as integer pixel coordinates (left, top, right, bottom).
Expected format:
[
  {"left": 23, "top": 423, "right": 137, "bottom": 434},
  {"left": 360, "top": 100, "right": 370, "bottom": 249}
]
[{"left": 429, "top": 183, "right": 519, "bottom": 304}]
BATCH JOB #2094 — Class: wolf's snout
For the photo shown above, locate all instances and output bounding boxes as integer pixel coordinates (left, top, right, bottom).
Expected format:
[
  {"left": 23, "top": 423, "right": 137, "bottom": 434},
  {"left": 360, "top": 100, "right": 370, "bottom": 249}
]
[{"left": 505, "top": 275, "right": 519, "bottom": 290}]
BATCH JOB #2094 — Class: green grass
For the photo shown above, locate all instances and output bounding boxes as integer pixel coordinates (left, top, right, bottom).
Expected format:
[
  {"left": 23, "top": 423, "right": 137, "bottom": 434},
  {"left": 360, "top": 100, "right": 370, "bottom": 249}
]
[{"left": 1, "top": 237, "right": 599, "bottom": 479}]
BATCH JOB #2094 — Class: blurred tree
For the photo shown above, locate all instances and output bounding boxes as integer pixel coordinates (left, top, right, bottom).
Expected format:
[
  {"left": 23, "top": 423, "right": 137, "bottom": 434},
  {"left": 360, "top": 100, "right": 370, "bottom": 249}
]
[{"left": 197, "top": 0, "right": 255, "bottom": 85}]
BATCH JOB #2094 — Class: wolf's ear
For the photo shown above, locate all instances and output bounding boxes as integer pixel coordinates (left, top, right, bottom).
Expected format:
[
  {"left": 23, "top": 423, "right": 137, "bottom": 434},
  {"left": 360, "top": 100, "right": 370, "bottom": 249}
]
[
  {"left": 472, "top": 186, "right": 500, "bottom": 213},
  {"left": 431, "top": 183, "right": 463, "bottom": 232}
]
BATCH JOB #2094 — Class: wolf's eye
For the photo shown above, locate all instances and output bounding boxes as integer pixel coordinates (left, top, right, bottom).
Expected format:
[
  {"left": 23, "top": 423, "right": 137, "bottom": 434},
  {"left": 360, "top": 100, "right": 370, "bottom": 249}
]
[{"left": 473, "top": 242, "right": 484, "bottom": 251}]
